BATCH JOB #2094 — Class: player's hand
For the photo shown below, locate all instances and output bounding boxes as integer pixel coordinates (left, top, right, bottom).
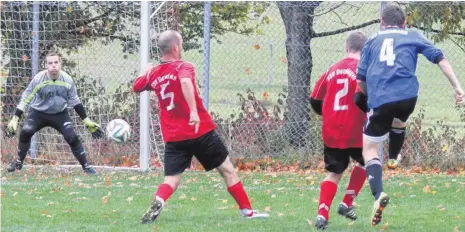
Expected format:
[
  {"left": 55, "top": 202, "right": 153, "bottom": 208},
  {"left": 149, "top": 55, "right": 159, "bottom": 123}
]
[
  {"left": 83, "top": 118, "right": 104, "bottom": 139},
  {"left": 454, "top": 87, "right": 465, "bottom": 104},
  {"left": 189, "top": 111, "right": 200, "bottom": 133},
  {"left": 6, "top": 116, "right": 20, "bottom": 138}
]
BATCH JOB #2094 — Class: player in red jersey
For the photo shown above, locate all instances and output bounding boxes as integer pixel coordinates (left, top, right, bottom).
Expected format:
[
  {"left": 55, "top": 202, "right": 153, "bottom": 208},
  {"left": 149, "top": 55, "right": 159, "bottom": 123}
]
[
  {"left": 310, "top": 31, "right": 368, "bottom": 230},
  {"left": 133, "top": 30, "right": 269, "bottom": 224}
]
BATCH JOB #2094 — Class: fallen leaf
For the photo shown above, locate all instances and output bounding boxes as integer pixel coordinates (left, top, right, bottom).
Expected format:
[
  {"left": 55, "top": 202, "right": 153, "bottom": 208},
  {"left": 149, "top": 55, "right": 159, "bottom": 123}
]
[
  {"left": 277, "top": 212, "right": 284, "bottom": 217},
  {"left": 253, "top": 44, "right": 261, "bottom": 50},
  {"left": 453, "top": 226, "right": 459, "bottom": 232},
  {"left": 101, "top": 196, "right": 109, "bottom": 204},
  {"left": 105, "top": 177, "right": 111, "bottom": 187},
  {"left": 264, "top": 206, "right": 271, "bottom": 211},
  {"left": 68, "top": 192, "right": 79, "bottom": 195},
  {"left": 423, "top": 185, "right": 431, "bottom": 193},
  {"left": 13, "top": 192, "right": 18, "bottom": 197},
  {"left": 271, "top": 194, "right": 276, "bottom": 198},
  {"left": 179, "top": 194, "right": 186, "bottom": 200},
  {"left": 307, "top": 219, "right": 313, "bottom": 226},
  {"left": 217, "top": 206, "right": 228, "bottom": 210},
  {"left": 191, "top": 197, "right": 197, "bottom": 201},
  {"left": 127, "top": 196, "right": 133, "bottom": 204},
  {"left": 348, "top": 221, "right": 355, "bottom": 226}
]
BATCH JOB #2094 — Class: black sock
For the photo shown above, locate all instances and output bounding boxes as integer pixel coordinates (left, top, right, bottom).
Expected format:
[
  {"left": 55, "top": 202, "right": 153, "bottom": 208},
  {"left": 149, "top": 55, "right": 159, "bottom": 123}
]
[
  {"left": 17, "top": 141, "right": 31, "bottom": 163},
  {"left": 365, "top": 158, "right": 383, "bottom": 200},
  {"left": 70, "top": 143, "right": 89, "bottom": 168},
  {"left": 389, "top": 127, "right": 406, "bottom": 160}
]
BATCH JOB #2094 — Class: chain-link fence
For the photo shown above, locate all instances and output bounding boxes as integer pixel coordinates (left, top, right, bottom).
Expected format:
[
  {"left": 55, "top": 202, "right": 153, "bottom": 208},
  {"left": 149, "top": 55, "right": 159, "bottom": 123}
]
[{"left": 2, "top": 1, "right": 465, "bottom": 169}]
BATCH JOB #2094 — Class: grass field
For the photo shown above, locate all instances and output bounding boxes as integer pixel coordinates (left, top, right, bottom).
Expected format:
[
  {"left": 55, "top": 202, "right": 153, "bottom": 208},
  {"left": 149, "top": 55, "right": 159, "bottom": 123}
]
[{"left": 2, "top": 167, "right": 465, "bottom": 232}]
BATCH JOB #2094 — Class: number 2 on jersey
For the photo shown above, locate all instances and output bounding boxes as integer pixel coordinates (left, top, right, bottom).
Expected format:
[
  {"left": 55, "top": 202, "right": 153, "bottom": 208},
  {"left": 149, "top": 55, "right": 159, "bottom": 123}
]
[
  {"left": 160, "top": 82, "right": 175, "bottom": 111},
  {"left": 379, "top": 38, "right": 396, "bottom": 66},
  {"left": 334, "top": 78, "right": 348, "bottom": 111}
]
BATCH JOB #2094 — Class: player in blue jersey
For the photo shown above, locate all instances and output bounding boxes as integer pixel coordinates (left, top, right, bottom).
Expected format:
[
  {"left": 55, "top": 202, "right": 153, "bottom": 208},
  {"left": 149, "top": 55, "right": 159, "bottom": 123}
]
[{"left": 356, "top": 3, "right": 464, "bottom": 226}]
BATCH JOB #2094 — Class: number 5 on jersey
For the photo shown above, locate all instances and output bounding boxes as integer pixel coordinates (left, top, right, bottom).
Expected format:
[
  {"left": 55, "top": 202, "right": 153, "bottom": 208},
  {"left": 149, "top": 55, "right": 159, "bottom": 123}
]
[
  {"left": 380, "top": 38, "right": 396, "bottom": 66},
  {"left": 160, "top": 82, "right": 175, "bottom": 111}
]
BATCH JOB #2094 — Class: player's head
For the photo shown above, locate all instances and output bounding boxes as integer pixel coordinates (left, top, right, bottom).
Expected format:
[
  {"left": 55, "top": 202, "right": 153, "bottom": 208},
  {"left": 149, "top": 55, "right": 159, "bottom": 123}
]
[
  {"left": 45, "top": 52, "right": 62, "bottom": 78},
  {"left": 157, "top": 30, "right": 183, "bottom": 59},
  {"left": 346, "top": 31, "right": 367, "bottom": 54},
  {"left": 381, "top": 3, "right": 406, "bottom": 28}
]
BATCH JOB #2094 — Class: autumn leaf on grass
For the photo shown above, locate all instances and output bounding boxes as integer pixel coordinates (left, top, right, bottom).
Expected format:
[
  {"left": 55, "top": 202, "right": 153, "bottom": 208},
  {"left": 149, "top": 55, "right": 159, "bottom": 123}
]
[
  {"left": 264, "top": 206, "right": 271, "bottom": 212},
  {"left": 68, "top": 192, "right": 79, "bottom": 196},
  {"left": 453, "top": 226, "right": 459, "bottom": 232},
  {"left": 307, "top": 219, "right": 313, "bottom": 226},
  {"left": 190, "top": 197, "right": 197, "bottom": 201},
  {"left": 102, "top": 196, "right": 109, "bottom": 204},
  {"left": 127, "top": 196, "right": 133, "bottom": 204},
  {"left": 277, "top": 212, "right": 284, "bottom": 217},
  {"left": 423, "top": 185, "right": 431, "bottom": 193},
  {"left": 105, "top": 177, "right": 111, "bottom": 187},
  {"left": 179, "top": 194, "right": 187, "bottom": 200}
]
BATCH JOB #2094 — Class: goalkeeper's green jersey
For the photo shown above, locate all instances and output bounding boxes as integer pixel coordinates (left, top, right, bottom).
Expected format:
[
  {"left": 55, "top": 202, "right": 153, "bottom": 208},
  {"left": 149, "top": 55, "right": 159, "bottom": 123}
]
[{"left": 17, "top": 70, "right": 81, "bottom": 114}]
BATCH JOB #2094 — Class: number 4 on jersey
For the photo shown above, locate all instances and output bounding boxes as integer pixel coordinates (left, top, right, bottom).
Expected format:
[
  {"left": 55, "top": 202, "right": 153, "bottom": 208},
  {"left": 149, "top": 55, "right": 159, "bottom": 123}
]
[{"left": 380, "top": 38, "right": 396, "bottom": 66}]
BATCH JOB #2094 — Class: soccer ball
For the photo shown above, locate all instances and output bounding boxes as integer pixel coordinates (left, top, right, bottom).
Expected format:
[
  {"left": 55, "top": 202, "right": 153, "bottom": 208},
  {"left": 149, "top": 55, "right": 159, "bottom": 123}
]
[{"left": 106, "top": 119, "right": 131, "bottom": 143}]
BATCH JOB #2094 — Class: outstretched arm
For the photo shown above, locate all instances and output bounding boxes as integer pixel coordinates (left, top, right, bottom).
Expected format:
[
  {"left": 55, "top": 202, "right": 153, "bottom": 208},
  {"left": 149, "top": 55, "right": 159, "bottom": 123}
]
[
  {"left": 438, "top": 58, "right": 464, "bottom": 104},
  {"left": 133, "top": 64, "right": 155, "bottom": 93}
]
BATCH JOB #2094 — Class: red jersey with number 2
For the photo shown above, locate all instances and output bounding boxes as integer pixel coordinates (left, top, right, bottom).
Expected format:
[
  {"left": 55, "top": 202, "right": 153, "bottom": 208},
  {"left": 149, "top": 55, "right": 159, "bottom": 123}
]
[
  {"left": 310, "top": 57, "right": 366, "bottom": 148},
  {"left": 133, "top": 61, "right": 215, "bottom": 142}
]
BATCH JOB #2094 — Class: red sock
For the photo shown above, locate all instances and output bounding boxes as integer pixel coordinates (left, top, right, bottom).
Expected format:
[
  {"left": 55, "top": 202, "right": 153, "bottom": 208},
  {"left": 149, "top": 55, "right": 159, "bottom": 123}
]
[
  {"left": 318, "top": 181, "right": 337, "bottom": 221},
  {"left": 154, "top": 183, "right": 174, "bottom": 202},
  {"left": 342, "top": 165, "right": 366, "bottom": 207},
  {"left": 227, "top": 181, "right": 252, "bottom": 210}
]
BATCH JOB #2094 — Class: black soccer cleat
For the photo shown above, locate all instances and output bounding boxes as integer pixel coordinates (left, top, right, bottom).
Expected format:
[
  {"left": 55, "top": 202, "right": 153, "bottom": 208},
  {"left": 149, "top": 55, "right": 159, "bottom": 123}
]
[
  {"left": 83, "top": 166, "right": 97, "bottom": 175},
  {"left": 7, "top": 160, "right": 23, "bottom": 172},
  {"left": 315, "top": 215, "right": 329, "bottom": 230},
  {"left": 141, "top": 200, "right": 164, "bottom": 224},
  {"left": 338, "top": 203, "right": 357, "bottom": 220}
]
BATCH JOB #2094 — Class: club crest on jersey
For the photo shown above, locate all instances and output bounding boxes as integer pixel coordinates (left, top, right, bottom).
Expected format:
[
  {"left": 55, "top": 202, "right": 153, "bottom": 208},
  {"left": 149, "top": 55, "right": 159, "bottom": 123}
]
[{"left": 151, "top": 74, "right": 177, "bottom": 88}]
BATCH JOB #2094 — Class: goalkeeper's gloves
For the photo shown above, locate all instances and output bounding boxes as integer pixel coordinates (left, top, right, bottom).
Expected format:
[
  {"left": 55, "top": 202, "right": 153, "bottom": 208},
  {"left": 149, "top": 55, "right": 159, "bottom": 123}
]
[
  {"left": 354, "top": 92, "right": 369, "bottom": 113},
  {"left": 83, "top": 118, "right": 104, "bottom": 139},
  {"left": 6, "top": 116, "right": 20, "bottom": 138}
]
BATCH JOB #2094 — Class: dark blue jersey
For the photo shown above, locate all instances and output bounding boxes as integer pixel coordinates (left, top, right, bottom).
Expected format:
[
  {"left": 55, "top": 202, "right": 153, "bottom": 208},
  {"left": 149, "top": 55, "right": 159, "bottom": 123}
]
[{"left": 357, "top": 28, "right": 444, "bottom": 108}]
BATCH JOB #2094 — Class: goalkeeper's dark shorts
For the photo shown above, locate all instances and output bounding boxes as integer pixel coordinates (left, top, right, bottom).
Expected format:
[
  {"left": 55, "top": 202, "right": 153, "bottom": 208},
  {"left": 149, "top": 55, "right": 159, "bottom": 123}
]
[
  {"left": 163, "top": 130, "right": 228, "bottom": 176},
  {"left": 324, "top": 145, "right": 364, "bottom": 174},
  {"left": 20, "top": 108, "right": 77, "bottom": 142}
]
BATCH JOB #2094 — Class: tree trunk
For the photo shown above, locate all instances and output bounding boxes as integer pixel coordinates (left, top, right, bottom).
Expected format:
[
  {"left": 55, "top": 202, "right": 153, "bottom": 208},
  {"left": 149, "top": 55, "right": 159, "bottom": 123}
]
[{"left": 277, "top": 1, "right": 318, "bottom": 148}]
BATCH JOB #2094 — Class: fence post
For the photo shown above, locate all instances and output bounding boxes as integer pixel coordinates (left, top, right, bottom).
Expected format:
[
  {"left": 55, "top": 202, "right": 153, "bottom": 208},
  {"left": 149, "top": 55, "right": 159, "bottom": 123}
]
[
  {"left": 202, "top": 1, "right": 212, "bottom": 110},
  {"left": 139, "top": 1, "right": 150, "bottom": 172},
  {"left": 30, "top": 1, "right": 40, "bottom": 160}
]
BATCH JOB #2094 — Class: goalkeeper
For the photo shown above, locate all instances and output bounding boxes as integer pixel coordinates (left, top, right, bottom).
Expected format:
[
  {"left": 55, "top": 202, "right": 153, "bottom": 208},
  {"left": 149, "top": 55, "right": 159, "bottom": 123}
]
[{"left": 5, "top": 52, "right": 103, "bottom": 174}]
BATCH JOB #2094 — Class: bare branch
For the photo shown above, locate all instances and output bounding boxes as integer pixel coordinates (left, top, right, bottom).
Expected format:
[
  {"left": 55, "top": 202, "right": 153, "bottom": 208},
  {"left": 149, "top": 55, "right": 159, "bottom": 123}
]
[
  {"left": 450, "top": 37, "right": 465, "bottom": 53},
  {"left": 313, "top": 19, "right": 380, "bottom": 38},
  {"left": 409, "top": 25, "right": 465, "bottom": 36},
  {"left": 331, "top": 10, "right": 349, "bottom": 27},
  {"left": 313, "top": 2, "right": 345, "bottom": 17}
]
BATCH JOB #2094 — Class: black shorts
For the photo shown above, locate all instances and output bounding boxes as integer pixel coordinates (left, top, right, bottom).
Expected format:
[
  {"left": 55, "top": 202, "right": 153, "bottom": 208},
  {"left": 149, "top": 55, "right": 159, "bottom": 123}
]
[
  {"left": 364, "top": 97, "right": 417, "bottom": 140},
  {"left": 23, "top": 109, "right": 77, "bottom": 138},
  {"left": 324, "top": 145, "right": 364, "bottom": 174},
  {"left": 164, "top": 130, "right": 228, "bottom": 176}
]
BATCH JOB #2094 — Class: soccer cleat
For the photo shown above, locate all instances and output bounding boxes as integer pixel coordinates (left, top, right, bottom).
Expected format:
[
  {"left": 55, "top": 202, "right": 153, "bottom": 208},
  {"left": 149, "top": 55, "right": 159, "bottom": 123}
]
[
  {"left": 387, "top": 154, "right": 402, "bottom": 170},
  {"left": 141, "top": 200, "right": 164, "bottom": 224},
  {"left": 83, "top": 166, "right": 97, "bottom": 175},
  {"left": 338, "top": 202, "right": 357, "bottom": 220},
  {"left": 371, "top": 192, "right": 390, "bottom": 226},
  {"left": 241, "top": 210, "right": 269, "bottom": 219},
  {"left": 315, "top": 215, "right": 328, "bottom": 230},
  {"left": 7, "top": 160, "right": 23, "bottom": 172}
]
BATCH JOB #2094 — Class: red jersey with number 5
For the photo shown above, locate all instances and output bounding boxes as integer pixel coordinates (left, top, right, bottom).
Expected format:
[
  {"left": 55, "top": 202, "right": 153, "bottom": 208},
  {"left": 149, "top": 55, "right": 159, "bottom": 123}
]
[
  {"left": 310, "top": 57, "right": 366, "bottom": 148},
  {"left": 133, "top": 61, "right": 215, "bottom": 142}
]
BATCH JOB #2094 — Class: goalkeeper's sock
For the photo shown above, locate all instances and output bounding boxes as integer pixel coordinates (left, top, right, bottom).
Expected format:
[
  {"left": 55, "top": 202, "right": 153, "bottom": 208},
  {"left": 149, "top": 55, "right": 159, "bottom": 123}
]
[
  {"left": 389, "top": 127, "right": 406, "bottom": 160},
  {"left": 342, "top": 165, "right": 366, "bottom": 207},
  {"left": 318, "top": 180, "right": 337, "bottom": 221},
  {"left": 365, "top": 158, "right": 383, "bottom": 200},
  {"left": 227, "top": 181, "right": 252, "bottom": 210},
  {"left": 17, "top": 141, "right": 31, "bottom": 163},
  {"left": 154, "top": 183, "right": 174, "bottom": 204},
  {"left": 70, "top": 143, "right": 89, "bottom": 168}
]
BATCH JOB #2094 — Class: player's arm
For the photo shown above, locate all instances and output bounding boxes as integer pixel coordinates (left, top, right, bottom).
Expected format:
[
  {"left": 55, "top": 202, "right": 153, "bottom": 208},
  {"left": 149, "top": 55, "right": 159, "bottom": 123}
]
[
  {"left": 179, "top": 62, "right": 200, "bottom": 133},
  {"left": 310, "top": 72, "right": 327, "bottom": 116},
  {"left": 356, "top": 40, "right": 370, "bottom": 95},
  {"left": 66, "top": 75, "right": 104, "bottom": 139},
  {"left": 416, "top": 31, "right": 464, "bottom": 103},
  {"left": 354, "top": 91, "right": 368, "bottom": 113},
  {"left": 6, "top": 76, "right": 39, "bottom": 137},
  {"left": 133, "top": 64, "right": 155, "bottom": 93}
]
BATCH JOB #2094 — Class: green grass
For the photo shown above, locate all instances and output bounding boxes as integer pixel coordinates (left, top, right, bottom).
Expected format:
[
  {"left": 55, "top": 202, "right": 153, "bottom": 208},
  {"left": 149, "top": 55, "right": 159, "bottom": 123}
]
[{"left": 2, "top": 167, "right": 465, "bottom": 232}]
